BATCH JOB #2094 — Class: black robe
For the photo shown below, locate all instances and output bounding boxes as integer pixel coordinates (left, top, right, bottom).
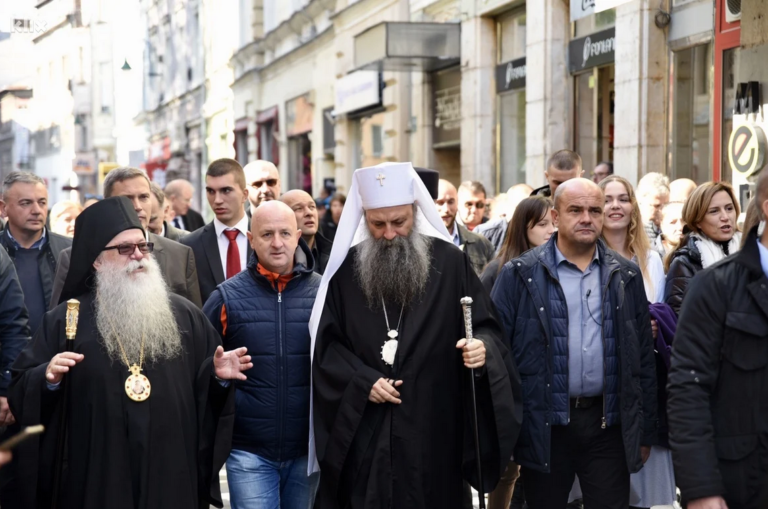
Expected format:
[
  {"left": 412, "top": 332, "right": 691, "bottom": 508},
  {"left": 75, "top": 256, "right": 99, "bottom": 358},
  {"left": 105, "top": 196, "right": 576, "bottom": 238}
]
[
  {"left": 9, "top": 292, "right": 235, "bottom": 509},
  {"left": 313, "top": 238, "right": 522, "bottom": 509}
]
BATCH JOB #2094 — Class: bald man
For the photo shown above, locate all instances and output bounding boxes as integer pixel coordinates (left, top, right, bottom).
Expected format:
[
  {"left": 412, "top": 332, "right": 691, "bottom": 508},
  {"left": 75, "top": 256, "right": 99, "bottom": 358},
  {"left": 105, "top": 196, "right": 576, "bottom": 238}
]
[
  {"left": 669, "top": 178, "right": 697, "bottom": 204},
  {"left": 203, "top": 200, "right": 321, "bottom": 509},
  {"left": 244, "top": 160, "right": 281, "bottom": 211},
  {"left": 281, "top": 189, "right": 333, "bottom": 274},
  {"left": 492, "top": 178, "right": 657, "bottom": 509},
  {"left": 476, "top": 183, "right": 534, "bottom": 253},
  {"left": 166, "top": 179, "right": 205, "bottom": 231},
  {"left": 667, "top": 170, "right": 768, "bottom": 508},
  {"left": 434, "top": 179, "right": 495, "bottom": 275}
]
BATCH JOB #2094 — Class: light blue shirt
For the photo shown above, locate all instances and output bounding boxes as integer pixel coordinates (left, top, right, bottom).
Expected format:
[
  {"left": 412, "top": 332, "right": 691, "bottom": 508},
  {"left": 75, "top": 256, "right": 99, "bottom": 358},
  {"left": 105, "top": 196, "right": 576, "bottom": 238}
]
[
  {"left": 6, "top": 227, "right": 46, "bottom": 250},
  {"left": 554, "top": 243, "right": 604, "bottom": 398},
  {"left": 758, "top": 238, "right": 768, "bottom": 279},
  {"left": 449, "top": 223, "right": 461, "bottom": 247}
]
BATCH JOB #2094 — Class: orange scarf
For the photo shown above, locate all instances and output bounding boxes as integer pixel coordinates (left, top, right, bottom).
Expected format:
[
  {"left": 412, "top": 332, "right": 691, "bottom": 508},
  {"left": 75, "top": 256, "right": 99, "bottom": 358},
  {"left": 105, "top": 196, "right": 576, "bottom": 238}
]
[{"left": 256, "top": 263, "right": 293, "bottom": 293}]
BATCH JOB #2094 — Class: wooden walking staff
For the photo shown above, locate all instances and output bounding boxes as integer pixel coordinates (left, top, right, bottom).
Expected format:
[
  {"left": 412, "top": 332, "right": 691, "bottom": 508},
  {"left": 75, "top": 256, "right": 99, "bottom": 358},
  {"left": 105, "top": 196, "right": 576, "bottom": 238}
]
[
  {"left": 460, "top": 297, "right": 485, "bottom": 509},
  {"left": 52, "top": 299, "right": 80, "bottom": 509}
]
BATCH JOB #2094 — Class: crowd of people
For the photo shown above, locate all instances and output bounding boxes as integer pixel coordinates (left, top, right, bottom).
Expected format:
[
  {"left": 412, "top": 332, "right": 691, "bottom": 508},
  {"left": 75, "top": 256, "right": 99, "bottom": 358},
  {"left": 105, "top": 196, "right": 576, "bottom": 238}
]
[{"left": 0, "top": 148, "right": 763, "bottom": 509}]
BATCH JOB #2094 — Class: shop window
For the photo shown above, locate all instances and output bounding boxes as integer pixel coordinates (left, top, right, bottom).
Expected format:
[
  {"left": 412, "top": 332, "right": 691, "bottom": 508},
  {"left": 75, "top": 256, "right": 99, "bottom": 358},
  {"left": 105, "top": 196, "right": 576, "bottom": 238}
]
[
  {"left": 260, "top": 120, "right": 274, "bottom": 162},
  {"left": 669, "top": 43, "right": 713, "bottom": 183},
  {"left": 235, "top": 129, "right": 248, "bottom": 166},
  {"left": 498, "top": 90, "right": 526, "bottom": 190},
  {"left": 575, "top": 9, "right": 616, "bottom": 37},
  {"left": 498, "top": 11, "right": 526, "bottom": 63},
  {"left": 355, "top": 112, "right": 386, "bottom": 169},
  {"left": 574, "top": 66, "right": 614, "bottom": 174}
]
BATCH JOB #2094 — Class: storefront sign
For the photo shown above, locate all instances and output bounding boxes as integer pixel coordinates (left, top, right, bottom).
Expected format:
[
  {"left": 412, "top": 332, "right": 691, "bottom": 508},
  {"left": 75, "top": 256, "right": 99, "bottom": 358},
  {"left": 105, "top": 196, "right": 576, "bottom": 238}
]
[
  {"left": 728, "top": 123, "right": 767, "bottom": 177},
  {"left": 286, "top": 93, "right": 314, "bottom": 137},
  {"left": 568, "top": 28, "right": 616, "bottom": 73},
  {"left": 571, "top": 0, "right": 595, "bottom": 22},
  {"left": 335, "top": 71, "right": 380, "bottom": 115},
  {"left": 433, "top": 67, "right": 461, "bottom": 148},
  {"left": 495, "top": 57, "right": 526, "bottom": 94},
  {"left": 594, "top": 0, "right": 633, "bottom": 11},
  {"left": 73, "top": 152, "right": 96, "bottom": 174}
]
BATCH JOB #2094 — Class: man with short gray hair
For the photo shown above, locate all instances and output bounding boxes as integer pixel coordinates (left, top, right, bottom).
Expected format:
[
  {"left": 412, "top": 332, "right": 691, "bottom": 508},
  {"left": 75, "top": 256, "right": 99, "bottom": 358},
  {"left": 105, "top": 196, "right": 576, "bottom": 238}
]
[
  {"left": 0, "top": 171, "right": 71, "bottom": 334},
  {"left": 166, "top": 179, "right": 205, "bottom": 232},
  {"left": 148, "top": 182, "right": 187, "bottom": 241},
  {"left": 637, "top": 173, "right": 670, "bottom": 243},
  {"left": 50, "top": 167, "right": 202, "bottom": 308}
]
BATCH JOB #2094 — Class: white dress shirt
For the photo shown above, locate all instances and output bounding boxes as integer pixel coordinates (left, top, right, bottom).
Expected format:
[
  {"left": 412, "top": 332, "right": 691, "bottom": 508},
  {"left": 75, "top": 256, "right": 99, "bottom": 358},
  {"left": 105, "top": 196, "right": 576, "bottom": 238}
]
[{"left": 214, "top": 214, "right": 250, "bottom": 277}]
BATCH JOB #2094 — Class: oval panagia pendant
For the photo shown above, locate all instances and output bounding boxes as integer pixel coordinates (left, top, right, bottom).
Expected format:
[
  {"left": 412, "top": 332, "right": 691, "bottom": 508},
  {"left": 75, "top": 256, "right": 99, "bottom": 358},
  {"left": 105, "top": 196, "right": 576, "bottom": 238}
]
[
  {"left": 125, "top": 364, "right": 151, "bottom": 402},
  {"left": 381, "top": 339, "right": 398, "bottom": 366}
]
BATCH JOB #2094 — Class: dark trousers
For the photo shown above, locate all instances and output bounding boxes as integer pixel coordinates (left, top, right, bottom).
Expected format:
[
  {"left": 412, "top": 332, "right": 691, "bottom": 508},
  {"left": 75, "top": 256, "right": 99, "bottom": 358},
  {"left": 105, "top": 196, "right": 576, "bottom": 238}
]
[{"left": 521, "top": 399, "right": 629, "bottom": 509}]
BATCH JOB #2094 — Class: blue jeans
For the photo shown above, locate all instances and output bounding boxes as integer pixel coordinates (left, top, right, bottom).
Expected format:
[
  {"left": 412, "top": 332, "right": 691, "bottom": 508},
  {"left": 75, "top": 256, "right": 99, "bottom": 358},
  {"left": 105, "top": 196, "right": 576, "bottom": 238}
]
[{"left": 226, "top": 449, "right": 319, "bottom": 509}]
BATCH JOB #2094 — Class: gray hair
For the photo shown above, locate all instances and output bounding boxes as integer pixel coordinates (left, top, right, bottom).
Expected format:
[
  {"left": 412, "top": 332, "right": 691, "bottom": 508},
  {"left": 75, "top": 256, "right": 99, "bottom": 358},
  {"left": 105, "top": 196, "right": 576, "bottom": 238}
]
[
  {"left": 103, "top": 167, "right": 150, "bottom": 198},
  {"left": 2, "top": 171, "right": 46, "bottom": 200},
  {"left": 637, "top": 172, "right": 670, "bottom": 197},
  {"left": 149, "top": 181, "right": 165, "bottom": 206}
]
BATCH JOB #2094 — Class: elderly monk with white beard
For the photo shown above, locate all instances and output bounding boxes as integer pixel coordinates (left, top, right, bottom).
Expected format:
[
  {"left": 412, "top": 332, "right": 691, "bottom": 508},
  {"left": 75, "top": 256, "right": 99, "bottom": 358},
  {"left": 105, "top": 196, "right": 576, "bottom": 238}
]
[
  {"left": 310, "top": 162, "right": 522, "bottom": 509},
  {"left": 9, "top": 196, "right": 252, "bottom": 509}
]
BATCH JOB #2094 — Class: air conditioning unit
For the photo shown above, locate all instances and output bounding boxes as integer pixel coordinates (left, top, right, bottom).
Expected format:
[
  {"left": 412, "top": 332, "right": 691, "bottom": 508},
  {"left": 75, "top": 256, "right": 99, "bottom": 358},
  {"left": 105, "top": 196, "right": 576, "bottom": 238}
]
[{"left": 726, "top": 0, "right": 741, "bottom": 23}]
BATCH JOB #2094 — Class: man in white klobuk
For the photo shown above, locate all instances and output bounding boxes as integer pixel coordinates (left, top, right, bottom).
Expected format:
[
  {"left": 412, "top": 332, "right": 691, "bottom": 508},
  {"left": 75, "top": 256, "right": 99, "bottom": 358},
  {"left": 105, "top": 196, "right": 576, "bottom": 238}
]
[{"left": 310, "top": 162, "right": 521, "bottom": 509}]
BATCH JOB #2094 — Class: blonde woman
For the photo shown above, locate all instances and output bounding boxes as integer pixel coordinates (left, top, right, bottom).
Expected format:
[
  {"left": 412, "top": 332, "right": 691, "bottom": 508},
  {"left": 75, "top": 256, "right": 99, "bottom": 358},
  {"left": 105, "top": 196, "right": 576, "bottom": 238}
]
[
  {"left": 664, "top": 182, "right": 741, "bottom": 316},
  {"left": 599, "top": 176, "right": 665, "bottom": 303}
]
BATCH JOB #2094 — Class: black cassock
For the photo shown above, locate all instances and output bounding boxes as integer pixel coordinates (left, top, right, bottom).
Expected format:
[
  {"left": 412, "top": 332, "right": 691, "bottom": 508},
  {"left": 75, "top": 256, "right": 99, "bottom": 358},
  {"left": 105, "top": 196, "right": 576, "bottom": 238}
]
[
  {"left": 9, "top": 292, "right": 235, "bottom": 509},
  {"left": 313, "top": 239, "right": 522, "bottom": 509}
]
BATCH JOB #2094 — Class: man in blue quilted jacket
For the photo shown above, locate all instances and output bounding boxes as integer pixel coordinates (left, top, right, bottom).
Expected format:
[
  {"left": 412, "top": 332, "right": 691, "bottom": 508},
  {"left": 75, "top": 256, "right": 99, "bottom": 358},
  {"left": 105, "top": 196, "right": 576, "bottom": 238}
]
[
  {"left": 204, "top": 200, "right": 321, "bottom": 509},
  {"left": 491, "top": 178, "right": 657, "bottom": 509}
]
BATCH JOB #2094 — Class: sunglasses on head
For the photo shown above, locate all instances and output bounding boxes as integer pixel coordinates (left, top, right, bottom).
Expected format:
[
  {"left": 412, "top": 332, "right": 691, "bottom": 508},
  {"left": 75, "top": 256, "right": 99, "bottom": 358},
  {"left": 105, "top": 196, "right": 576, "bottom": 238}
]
[
  {"left": 252, "top": 178, "right": 278, "bottom": 188},
  {"left": 102, "top": 242, "right": 154, "bottom": 255}
]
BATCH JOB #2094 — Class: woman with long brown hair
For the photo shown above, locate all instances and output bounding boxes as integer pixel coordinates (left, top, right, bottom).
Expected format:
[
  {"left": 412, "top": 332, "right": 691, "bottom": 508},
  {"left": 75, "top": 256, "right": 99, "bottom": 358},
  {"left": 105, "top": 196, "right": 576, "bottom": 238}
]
[
  {"left": 480, "top": 196, "right": 554, "bottom": 294},
  {"left": 664, "top": 182, "right": 741, "bottom": 316},
  {"left": 599, "top": 176, "right": 665, "bottom": 303}
]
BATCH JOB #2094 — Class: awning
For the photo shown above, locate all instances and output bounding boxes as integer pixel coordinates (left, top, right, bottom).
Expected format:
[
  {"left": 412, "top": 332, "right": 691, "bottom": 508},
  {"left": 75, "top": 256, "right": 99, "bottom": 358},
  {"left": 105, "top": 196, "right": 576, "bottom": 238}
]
[{"left": 354, "top": 22, "right": 460, "bottom": 73}]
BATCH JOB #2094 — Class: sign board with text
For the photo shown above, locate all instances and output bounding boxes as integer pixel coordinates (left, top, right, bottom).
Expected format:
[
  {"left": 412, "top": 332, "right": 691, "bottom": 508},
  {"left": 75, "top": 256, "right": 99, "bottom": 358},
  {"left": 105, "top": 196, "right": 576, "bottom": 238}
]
[
  {"left": 571, "top": 0, "right": 595, "bottom": 22},
  {"left": 335, "top": 71, "right": 381, "bottom": 115},
  {"left": 568, "top": 28, "right": 616, "bottom": 73},
  {"left": 728, "top": 123, "right": 767, "bottom": 177},
  {"left": 495, "top": 57, "right": 526, "bottom": 94}
]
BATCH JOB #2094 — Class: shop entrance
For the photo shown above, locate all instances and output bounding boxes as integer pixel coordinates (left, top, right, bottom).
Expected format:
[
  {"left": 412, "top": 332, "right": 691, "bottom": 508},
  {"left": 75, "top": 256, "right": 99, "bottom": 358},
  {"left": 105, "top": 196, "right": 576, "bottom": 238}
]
[{"left": 575, "top": 65, "right": 615, "bottom": 174}]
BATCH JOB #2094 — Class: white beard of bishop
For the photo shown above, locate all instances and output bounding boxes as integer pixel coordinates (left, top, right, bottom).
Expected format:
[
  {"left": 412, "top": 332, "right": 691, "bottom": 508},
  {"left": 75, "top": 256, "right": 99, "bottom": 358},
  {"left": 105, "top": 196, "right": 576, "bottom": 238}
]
[{"left": 95, "top": 256, "right": 182, "bottom": 364}]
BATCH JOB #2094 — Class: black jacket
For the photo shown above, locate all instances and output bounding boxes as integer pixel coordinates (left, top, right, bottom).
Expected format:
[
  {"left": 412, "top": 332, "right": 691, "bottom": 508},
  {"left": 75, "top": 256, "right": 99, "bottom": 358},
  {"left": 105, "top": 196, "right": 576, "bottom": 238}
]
[
  {"left": 530, "top": 185, "right": 551, "bottom": 197},
  {"left": 181, "top": 208, "right": 206, "bottom": 232},
  {"left": 0, "top": 247, "right": 30, "bottom": 396},
  {"left": 311, "top": 233, "right": 332, "bottom": 275},
  {"left": 663, "top": 235, "right": 703, "bottom": 316},
  {"left": 457, "top": 224, "right": 495, "bottom": 276},
  {"left": 474, "top": 218, "right": 508, "bottom": 255},
  {"left": 181, "top": 221, "right": 253, "bottom": 305},
  {"left": 0, "top": 229, "right": 72, "bottom": 311},
  {"left": 667, "top": 228, "right": 768, "bottom": 507},
  {"left": 319, "top": 209, "right": 338, "bottom": 242}
]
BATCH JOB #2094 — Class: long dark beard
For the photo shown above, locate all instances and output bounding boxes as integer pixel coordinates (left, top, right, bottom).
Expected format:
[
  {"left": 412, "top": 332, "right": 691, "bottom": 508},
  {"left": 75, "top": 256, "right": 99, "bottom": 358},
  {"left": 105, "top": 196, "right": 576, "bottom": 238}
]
[
  {"left": 95, "top": 256, "right": 182, "bottom": 364},
  {"left": 353, "top": 229, "right": 432, "bottom": 310}
]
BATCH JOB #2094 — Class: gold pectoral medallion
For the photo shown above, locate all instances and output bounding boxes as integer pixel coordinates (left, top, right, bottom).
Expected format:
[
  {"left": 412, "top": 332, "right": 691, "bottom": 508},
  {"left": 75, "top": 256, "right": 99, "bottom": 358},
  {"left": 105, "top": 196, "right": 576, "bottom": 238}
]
[{"left": 125, "top": 364, "right": 151, "bottom": 402}]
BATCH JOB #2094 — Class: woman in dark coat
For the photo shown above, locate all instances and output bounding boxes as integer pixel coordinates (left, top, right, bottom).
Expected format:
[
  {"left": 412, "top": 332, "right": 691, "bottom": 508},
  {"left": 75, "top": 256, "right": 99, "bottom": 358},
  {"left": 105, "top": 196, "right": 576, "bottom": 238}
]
[
  {"left": 664, "top": 182, "right": 741, "bottom": 315},
  {"left": 320, "top": 193, "right": 345, "bottom": 242}
]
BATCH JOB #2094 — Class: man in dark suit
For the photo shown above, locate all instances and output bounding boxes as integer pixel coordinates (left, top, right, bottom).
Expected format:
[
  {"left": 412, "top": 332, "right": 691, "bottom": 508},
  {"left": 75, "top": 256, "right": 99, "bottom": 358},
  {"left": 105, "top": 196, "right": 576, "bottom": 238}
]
[
  {"left": 50, "top": 168, "right": 202, "bottom": 308},
  {"left": 181, "top": 158, "right": 252, "bottom": 304},
  {"left": 165, "top": 179, "right": 206, "bottom": 232},
  {"left": 148, "top": 182, "right": 187, "bottom": 241},
  {"left": 280, "top": 189, "right": 332, "bottom": 274}
]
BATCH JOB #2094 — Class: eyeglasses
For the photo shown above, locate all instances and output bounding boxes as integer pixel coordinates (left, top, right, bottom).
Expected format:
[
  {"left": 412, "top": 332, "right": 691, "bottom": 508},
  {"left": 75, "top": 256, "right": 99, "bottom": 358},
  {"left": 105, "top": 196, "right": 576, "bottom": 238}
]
[
  {"left": 252, "top": 178, "right": 279, "bottom": 188},
  {"left": 102, "top": 242, "right": 154, "bottom": 255}
]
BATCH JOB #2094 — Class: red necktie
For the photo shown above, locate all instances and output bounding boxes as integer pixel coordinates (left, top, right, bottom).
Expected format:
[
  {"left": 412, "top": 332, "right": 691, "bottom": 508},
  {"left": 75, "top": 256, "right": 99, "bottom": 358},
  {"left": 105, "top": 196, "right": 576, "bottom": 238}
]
[{"left": 224, "top": 229, "right": 241, "bottom": 279}]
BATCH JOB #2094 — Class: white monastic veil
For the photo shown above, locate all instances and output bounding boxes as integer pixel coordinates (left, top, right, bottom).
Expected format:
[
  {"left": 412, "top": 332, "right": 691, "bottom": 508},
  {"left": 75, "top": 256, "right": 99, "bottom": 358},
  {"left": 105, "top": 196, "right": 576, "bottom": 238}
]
[{"left": 307, "top": 162, "right": 451, "bottom": 474}]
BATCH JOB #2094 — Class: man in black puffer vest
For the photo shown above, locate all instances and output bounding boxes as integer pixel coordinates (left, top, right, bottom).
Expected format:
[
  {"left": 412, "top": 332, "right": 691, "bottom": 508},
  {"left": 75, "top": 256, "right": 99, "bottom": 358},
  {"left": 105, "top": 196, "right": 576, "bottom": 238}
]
[{"left": 204, "top": 200, "right": 321, "bottom": 509}]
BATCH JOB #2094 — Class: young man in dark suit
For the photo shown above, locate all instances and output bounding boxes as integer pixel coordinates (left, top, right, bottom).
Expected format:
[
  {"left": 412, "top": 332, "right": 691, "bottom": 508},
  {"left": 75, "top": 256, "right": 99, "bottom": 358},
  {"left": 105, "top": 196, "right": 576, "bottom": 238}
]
[{"left": 181, "top": 158, "right": 252, "bottom": 305}]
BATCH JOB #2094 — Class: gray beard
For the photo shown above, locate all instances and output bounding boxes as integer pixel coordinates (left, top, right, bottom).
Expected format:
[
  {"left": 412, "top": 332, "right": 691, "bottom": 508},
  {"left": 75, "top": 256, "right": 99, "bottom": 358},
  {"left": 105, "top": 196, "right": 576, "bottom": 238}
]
[
  {"left": 354, "top": 228, "right": 432, "bottom": 310},
  {"left": 95, "top": 256, "right": 182, "bottom": 364}
]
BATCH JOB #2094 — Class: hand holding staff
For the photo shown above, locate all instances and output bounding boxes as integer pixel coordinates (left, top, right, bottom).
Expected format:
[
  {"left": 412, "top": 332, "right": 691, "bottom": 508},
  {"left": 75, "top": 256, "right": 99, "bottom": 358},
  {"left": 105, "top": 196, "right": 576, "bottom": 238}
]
[{"left": 459, "top": 297, "right": 485, "bottom": 509}]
